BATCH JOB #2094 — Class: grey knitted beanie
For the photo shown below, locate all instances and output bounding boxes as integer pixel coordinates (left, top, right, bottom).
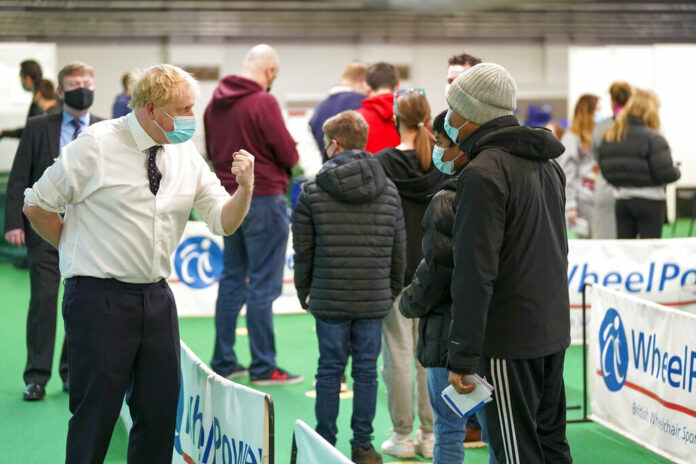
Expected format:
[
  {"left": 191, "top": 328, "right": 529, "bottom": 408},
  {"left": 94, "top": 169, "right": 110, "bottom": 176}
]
[{"left": 446, "top": 63, "right": 517, "bottom": 125}]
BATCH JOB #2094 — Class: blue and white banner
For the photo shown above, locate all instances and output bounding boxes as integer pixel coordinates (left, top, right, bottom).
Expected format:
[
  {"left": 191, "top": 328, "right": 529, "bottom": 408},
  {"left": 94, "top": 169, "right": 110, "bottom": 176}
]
[
  {"left": 569, "top": 238, "right": 696, "bottom": 343},
  {"left": 293, "top": 420, "right": 353, "bottom": 464},
  {"left": 168, "top": 221, "right": 301, "bottom": 316},
  {"left": 589, "top": 285, "right": 696, "bottom": 464},
  {"left": 173, "top": 342, "right": 270, "bottom": 464}
]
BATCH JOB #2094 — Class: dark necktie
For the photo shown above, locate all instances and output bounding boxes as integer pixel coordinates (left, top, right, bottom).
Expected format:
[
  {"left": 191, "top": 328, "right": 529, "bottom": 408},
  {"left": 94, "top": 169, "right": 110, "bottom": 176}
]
[
  {"left": 148, "top": 145, "right": 163, "bottom": 195},
  {"left": 71, "top": 119, "right": 83, "bottom": 140}
]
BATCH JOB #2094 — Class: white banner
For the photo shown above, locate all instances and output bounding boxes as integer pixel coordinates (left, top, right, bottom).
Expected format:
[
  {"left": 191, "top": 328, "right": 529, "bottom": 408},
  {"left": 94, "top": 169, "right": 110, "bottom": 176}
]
[
  {"left": 168, "top": 221, "right": 302, "bottom": 317},
  {"left": 173, "top": 342, "right": 271, "bottom": 464},
  {"left": 589, "top": 285, "right": 696, "bottom": 464},
  {"left": 569, "top": 238, "right": 696, "bottom": 343},
  {"left": 293, "top": 420, "right": 353, "bottom": 464}
]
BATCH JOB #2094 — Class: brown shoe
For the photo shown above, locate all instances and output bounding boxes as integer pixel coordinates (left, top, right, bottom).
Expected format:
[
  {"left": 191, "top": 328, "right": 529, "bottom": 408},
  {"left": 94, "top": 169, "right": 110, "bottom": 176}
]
[
  {"left": 351, "top": 444, "right": 383, "bottom": 464},
  {"left": 463, "top": 425, "right": 486, "bottom": 449}
]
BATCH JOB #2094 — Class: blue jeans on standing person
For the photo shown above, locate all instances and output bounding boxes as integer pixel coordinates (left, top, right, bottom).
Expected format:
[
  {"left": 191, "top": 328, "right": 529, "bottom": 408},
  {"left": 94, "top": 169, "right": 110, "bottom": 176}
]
[
  {"left": 427, "top": 367, "right": 497, "bottom": 464},
  {"left": 315, "top": 317, "right": 383, "bottom": 448},
  {"left": 211, "top": 194, "right": 289, "bottom": 379}
]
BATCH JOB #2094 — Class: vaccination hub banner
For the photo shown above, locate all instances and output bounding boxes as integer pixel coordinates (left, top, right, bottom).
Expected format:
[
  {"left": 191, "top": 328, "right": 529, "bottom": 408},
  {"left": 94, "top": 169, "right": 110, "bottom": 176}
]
[
  {"left": 589, "top": 285, "right": 696, "bottom": 464},
  {"left": 293, "top": 420, "right": 353, "bottom": 464}
]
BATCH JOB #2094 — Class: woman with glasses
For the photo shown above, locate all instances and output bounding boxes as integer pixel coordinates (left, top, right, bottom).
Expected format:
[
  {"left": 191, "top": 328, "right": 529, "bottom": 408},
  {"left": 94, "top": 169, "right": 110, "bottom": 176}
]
[{"left": 374, "top": 89, "right": 446, "bottom": 459}]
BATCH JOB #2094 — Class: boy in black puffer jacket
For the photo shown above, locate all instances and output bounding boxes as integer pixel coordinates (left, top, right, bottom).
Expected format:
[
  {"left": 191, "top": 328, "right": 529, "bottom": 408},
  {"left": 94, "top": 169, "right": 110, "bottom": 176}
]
[
  {"left": 399, "top": 111, "right": 492, "bottom": 464},
  {"left": 292, "top": 110, "right": 406, "bottom": 464}
]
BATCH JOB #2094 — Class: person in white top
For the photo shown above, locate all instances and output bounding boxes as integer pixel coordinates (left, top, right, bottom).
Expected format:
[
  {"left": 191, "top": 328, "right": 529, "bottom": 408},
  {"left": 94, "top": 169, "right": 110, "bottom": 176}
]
[{"left": 23, "top": 64, "right": 254, "bottom": 464}]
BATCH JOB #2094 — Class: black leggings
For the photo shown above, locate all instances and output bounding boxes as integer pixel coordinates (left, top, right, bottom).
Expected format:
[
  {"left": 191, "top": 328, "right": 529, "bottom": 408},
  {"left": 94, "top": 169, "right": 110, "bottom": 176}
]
[{"left": 615, "top": 198, "right": 665, "bottom": 239}]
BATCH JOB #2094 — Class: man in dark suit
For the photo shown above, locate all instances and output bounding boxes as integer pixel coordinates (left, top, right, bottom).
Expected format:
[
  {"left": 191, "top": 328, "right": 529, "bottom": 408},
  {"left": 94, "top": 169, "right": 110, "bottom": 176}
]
[{"left": 4, "top": 61, "right": 102, "bottom": 401}]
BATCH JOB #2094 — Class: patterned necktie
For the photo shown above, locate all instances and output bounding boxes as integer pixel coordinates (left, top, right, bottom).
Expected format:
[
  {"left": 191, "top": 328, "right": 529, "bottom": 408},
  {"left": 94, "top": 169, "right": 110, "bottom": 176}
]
[
  {"left": 71, "top": 119, "right": 83, "bottom": 140},
  {"left": 148, "top": 145, "right": 163, "bottom": 195}
]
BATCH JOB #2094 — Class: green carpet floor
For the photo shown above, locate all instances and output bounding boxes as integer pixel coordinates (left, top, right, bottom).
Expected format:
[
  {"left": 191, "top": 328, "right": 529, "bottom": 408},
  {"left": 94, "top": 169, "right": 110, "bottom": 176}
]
[{"left": 0, "top": 261, "right": 674, "bottom": 463}]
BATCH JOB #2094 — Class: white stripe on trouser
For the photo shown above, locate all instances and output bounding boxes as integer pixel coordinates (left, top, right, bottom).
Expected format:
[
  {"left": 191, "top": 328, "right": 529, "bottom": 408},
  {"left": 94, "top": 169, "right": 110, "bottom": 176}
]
[{"left": 491, "top": 358, "right": 521, "bottom": 464}]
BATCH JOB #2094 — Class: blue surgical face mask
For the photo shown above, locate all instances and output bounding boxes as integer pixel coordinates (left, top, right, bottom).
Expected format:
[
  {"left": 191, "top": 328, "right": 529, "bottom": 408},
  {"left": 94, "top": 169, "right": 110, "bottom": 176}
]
[
  {"left": 432, "top": 145, "right": 464, "bottom": 175},
  {"left": 444, "top": 109, "right": 469, "bottom": 143},
  {"left": 155, "top": 106, "right": 196, "bottom": 144},
  {"left": 594, "top": 112, "right": 603, "bottom": 124}
]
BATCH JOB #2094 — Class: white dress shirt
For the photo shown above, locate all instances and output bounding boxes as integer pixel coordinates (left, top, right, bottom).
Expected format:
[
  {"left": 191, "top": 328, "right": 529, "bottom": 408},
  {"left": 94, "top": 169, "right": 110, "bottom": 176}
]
[{"left": 24, "top": 112, "right": 230, "bottom": 283}]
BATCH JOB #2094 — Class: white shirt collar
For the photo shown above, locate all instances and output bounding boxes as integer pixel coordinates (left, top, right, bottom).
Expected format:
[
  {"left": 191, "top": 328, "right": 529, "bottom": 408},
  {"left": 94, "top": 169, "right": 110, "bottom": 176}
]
[{"left": 126, "top": 111, "right": 159, "bottom": 151}]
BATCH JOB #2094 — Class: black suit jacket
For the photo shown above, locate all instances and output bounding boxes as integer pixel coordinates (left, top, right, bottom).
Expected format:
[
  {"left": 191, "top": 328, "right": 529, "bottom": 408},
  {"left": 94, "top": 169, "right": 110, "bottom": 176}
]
[{"left": 4, "top": 111, "right": 103, "bottom": 239}]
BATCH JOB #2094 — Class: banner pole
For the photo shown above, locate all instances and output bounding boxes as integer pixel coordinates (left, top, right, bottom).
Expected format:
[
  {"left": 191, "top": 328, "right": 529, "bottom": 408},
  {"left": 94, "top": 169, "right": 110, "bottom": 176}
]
[
  {"left": 290, "top": 432, "right": 297, "bottom": 464},
  {"left": 568, "top": 282, "right": 591, "bottom": 424},
  {"left": 265, "top": 394, "right": 275, "bottom": 464}
]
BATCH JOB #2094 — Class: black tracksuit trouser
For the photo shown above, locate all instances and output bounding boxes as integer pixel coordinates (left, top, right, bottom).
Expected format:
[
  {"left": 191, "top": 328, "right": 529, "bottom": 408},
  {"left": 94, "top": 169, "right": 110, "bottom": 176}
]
[{"left": 478, "top": 350, "right": 572, "bottom": 464}]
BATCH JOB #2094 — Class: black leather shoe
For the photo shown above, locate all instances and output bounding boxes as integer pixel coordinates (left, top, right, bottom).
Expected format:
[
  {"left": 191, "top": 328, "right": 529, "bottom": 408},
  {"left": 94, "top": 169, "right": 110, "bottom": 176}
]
[{"left": 23, "top": 383, "right": 46, "bottom": 401}]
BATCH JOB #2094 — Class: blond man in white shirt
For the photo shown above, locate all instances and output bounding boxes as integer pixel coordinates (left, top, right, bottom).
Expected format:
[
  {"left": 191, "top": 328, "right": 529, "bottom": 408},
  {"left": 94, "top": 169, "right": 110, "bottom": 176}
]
[{"left": 23, "top": 64, "right": 254, "bottom": 464}]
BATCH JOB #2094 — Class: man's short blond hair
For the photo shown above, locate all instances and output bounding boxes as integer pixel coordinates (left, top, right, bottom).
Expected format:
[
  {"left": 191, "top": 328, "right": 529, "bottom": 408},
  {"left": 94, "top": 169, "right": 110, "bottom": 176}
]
[
  {"left": 129, "top": 64, "right": 200, "bottom": 109},
  {"left": 322, "top": 110, "right": 369, "bottom": 151},
  {"left": 341, "top": 62, "right": 368, "bottom": 83}
]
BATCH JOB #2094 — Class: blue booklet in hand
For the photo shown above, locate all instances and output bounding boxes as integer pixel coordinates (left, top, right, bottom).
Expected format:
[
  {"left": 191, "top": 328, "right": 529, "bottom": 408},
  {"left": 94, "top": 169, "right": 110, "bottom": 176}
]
[{"left": 441, "top": 374, "right": 494, "bottom": 419}]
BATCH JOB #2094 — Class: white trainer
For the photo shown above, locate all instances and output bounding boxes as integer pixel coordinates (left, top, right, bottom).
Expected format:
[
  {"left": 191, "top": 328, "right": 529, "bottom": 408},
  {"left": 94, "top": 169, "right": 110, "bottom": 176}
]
[
  {"left": 380, "top": 432, "right": 415, "bottom": 458},
  {"left": 415, "top": 429, "right": 434, "bottom": 459}
]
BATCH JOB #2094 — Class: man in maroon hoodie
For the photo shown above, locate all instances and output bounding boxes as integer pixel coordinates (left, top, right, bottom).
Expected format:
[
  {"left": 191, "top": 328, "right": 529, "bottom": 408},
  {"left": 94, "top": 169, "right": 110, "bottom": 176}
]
[
  {"left": 357, "top": 62, "right": 401, "bottom": 154},
  {"left": 204, "top": 44, "right": 302, "bottom": 386}
]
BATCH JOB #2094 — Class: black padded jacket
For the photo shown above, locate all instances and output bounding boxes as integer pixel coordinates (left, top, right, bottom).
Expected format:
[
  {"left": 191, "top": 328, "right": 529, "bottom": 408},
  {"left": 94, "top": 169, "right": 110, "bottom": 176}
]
[
  {"left": 292, "top": 149, "right": 406, "bottom": 321},
  {"left": 598, "top": 115, "right": 680, "bottom": 188},
  {"left": 399, "top": 175, "right": 459, "bottom": 368}
]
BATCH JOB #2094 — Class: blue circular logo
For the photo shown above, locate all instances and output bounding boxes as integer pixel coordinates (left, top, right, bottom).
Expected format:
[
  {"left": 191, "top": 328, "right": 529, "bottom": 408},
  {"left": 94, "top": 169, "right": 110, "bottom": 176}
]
[
  {"left": 174, "top": 236, "right": 223, "bottom": 289},
  {"left": 598, "top": 308, "right": 629, "bottom": 392}
]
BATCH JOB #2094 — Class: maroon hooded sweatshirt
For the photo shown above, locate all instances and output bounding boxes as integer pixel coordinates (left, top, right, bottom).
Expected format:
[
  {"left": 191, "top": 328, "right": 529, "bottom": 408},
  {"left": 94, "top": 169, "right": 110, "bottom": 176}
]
[
  {"left": 204, "top": 75, "right": 298, "bottom": 196},
  {"left": 357, "top": 92, "right": 400, "bottom": 154}
]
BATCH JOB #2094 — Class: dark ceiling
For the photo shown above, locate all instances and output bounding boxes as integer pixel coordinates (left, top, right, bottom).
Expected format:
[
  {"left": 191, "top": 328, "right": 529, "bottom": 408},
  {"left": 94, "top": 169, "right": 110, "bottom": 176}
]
[{"left": 0, "top": 1, "right": 695, "bottom": 43}]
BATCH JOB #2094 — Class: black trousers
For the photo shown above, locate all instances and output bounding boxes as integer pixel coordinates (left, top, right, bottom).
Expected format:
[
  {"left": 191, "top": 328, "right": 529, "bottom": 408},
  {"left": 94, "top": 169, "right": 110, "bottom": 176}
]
[
  {"left": 615, "top": 198, "right": 665, "bottom": 239},
  {"left": 24, "top": 237, "right": 68, "bottom": 386},
  {"left": 479, "top": 351, "right": 572, "bottom": 464},
  {"left": 62, "top": 276, "right": 180, "bottom": 464}
]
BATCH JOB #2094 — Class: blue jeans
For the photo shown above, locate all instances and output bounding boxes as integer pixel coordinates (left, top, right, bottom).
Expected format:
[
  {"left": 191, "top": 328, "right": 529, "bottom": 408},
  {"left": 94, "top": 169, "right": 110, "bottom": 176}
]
[
  {"left": 427, "top": 367, "right": 496, "bottom": 464},
  {"left": 315, "top": 317, "right": 382, "bottom": 448},
  {"left": 211, "top": 195, "right": 289, "bottom": 378}
]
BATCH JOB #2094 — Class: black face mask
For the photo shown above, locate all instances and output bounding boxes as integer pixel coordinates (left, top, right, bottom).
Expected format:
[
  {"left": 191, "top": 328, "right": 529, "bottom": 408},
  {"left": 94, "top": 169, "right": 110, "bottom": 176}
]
[{"left": 63, "top": 88, "right": 94, "bottom": 110}]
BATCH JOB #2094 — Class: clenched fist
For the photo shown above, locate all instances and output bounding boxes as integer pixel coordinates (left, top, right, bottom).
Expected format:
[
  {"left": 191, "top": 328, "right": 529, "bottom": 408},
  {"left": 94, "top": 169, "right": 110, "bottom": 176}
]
[{"left": 232, "top": 149, "right": 254, "bottom": 192}]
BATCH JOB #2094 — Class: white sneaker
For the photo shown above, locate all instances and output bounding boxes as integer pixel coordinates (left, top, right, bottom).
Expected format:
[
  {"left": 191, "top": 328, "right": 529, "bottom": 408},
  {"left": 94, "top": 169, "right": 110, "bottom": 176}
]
[
  {"left": 415, "top": 429, "right": 434, "bottom": 459},
  {"left": 380, "top": 432, "right": 415, "bottom": 458}
]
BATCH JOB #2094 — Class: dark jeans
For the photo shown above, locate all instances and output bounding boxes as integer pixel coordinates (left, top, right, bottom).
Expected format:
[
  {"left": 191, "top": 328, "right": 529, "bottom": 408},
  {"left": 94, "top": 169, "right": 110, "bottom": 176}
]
[
  {"left": 212, "top": 194, "right": 289, "bottom": 378},
  {"left": 24, "top": 237, "right": 68, "bottom": 386},
  {"left": 62, "top": 277, "right": 180, "bottom": 464},
  {"left": 615, "top": 198, "right": 665, "bottom": 239},
  {"left": 315, "top": 317, "right": 383, "bottom": 447}
]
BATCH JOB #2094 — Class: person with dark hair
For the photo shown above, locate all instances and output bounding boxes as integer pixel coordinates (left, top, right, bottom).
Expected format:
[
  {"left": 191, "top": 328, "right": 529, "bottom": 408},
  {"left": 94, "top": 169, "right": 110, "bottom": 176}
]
[
  {"left": 446, "top": 53, "right": 482, "bottom": 95},
  {"left": 357, "top": 62, "right": 401, "bottom": 153},
  {"left": 309, "top": 62, "right": 368, "bottom": 161},
  {"left": 598, "top": 88, "right": 680, "bottom": 238},
  {"left": 590, "top": 81, "right": 633, "bottom": 238},
  {"left": 0, "top": 59, "right": 44, "bottom": 139},
  {"left": 559, "top": 93, "right": 600, "bottom": 238},
  {"left": 112, "top": 71, "right": 135, "bottom": 118},
  {"left": 5, "top": 61, "right": 102, "bottom": 402},
  {"left": 374, "top": 90, "right": 444, "bottom": 459},
  {"left": 446, "top": 63, "right": 572, "bottom": 464},
  {"left": 292, "top": 110, "right": 406, "bottom": 464},
  {"left": 34, "top": 79, "right": 60, "bottom": 115}
]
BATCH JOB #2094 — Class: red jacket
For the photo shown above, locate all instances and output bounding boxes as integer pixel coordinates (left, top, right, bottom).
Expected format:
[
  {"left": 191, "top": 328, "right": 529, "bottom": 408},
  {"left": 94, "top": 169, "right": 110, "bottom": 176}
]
[
  {"left": 204, "top": 75, "right": 298, "bottom": 196},
  {"left": 357, "top": 92, "right": 400, "bottom": 154}
]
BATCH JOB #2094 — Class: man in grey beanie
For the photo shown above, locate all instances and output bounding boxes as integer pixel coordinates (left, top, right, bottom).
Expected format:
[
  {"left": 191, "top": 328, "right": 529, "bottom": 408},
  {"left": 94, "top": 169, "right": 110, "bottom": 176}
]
[{"left": 445, "top": 63, "right": 573, "bottom": 464}]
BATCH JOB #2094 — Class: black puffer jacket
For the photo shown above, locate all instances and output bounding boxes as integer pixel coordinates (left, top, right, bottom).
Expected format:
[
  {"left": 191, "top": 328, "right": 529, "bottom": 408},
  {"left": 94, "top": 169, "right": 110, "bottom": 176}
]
[
  {"left": 375, "top": 148, "right": 448, "bottom": 286},
  {"left": 292, "top": 149, "right": 406, "bottom": 321},
  {"left": 399, "top": 175, "right": 458, "bottom": 368},
  {"left": 598, "top": 115, "right": 681, "bottom": 188}
]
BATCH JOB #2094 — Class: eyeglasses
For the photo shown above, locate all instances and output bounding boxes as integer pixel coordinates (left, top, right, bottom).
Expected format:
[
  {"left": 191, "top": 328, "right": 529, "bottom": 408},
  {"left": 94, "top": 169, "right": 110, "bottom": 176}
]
[{"left": 393, "top": 88, "right": 426, "bottom": 118}]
